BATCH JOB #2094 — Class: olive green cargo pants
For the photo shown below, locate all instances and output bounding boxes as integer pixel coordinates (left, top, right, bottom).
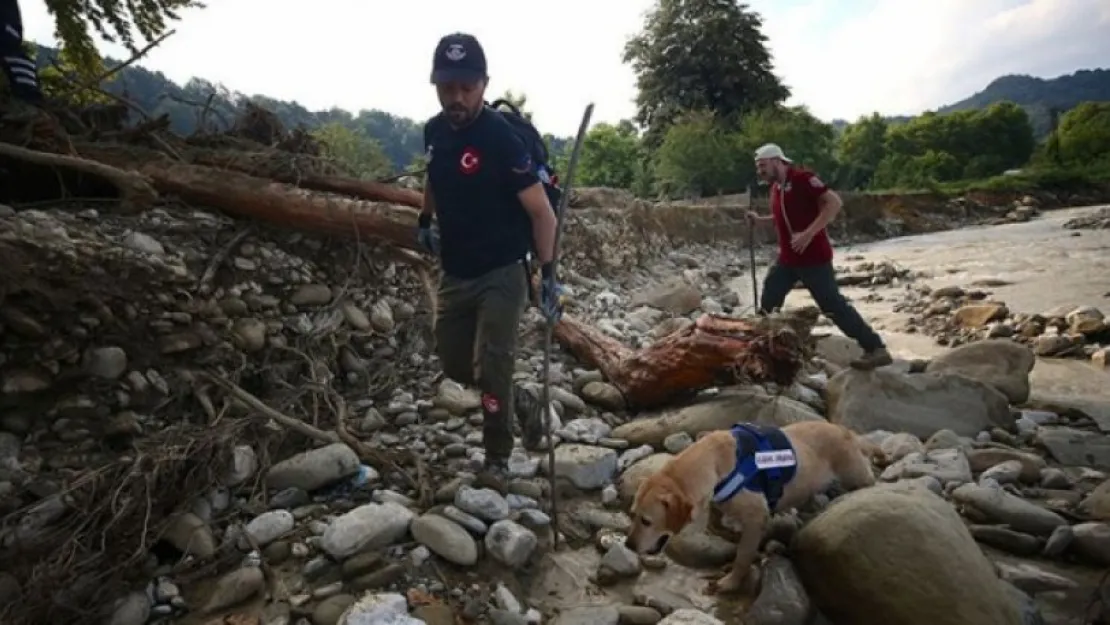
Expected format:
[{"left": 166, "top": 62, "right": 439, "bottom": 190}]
[{"left": 435, "top": 261, "right": 528, "bottom": 462}]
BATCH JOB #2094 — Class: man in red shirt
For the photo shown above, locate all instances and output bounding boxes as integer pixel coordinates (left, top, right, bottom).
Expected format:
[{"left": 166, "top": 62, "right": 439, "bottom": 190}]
[{"left": 747, "top": 143, "right": 892, "bottom": 370}]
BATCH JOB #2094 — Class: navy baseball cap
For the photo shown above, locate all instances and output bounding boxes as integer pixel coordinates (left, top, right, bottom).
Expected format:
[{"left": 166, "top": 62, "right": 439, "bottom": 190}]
[{"left": 431, "top": 33, "right": 488, "bottom": 84}]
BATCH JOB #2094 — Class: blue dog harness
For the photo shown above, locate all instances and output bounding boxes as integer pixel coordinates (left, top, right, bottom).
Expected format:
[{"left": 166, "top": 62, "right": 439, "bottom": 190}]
[{"left": 712, "top": 423, "right": 799, "bottom": 510}]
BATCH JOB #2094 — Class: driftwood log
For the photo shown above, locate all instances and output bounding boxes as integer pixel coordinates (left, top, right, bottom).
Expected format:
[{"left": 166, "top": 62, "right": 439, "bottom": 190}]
[
  {"left": 553, "top": 313, "right": 807, "bottom": 410},
  {"left": 0, "top": 142, "right": 157, "bottom": 212},
  {"left": 132, "top": 160, "right": 424, "bottom": 251},
  {"left": 67, "top": 144, "right": 427, "bottom": 251},
  {"left": 186, "top": 148, "right": 424, "bottom": 208}
]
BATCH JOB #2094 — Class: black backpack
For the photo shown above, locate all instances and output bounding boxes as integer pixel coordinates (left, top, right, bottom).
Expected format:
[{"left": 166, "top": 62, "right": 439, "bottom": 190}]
[{"left": 489, "top": 98, "right": 563, "bottom": 212}]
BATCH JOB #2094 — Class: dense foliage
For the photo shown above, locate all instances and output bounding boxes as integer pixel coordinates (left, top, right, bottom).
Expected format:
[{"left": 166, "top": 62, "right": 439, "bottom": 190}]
[{"left": 42, "top": 0, "right": 200, "bottom": 81}]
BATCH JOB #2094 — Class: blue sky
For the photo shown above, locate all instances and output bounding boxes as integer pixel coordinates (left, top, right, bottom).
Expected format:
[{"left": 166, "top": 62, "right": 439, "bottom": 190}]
[{"left": 17, "top": 0, "right": 1110, "bottom": 135}]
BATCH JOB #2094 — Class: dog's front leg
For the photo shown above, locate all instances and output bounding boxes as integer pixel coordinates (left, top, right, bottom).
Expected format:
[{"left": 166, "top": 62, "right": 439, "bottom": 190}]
[{"left": 715, "top": 494, "right": 767, "bottom": 594}]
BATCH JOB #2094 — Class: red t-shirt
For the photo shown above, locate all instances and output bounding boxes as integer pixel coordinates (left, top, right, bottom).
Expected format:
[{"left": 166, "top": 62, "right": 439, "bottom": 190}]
[{"left": 770, "top": 166, "right": 834, "bottom": 266}]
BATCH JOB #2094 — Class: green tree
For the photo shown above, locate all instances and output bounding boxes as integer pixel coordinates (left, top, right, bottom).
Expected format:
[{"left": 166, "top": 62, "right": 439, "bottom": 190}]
[
  {"left": 623, "top": 0, "right": 789, "bottom": 145},
  {"left": 968, "top": 102, "right": 1036, "bottom": 172},
  {"left": 577, "top": 120, "right": 644, "bottom": 189},
  {"left": 652, "top": 110, "right": 747, "bottom": 197},
  {"left": 879, "top": 102, "right": 1035, "bottom": 183},
  {"left": 23, "top": 42, "right": 113, "bottom": 105},
  {"left": 1054, "top": 101, "right": 1110, "bottom": 165},
  {"left": 736, "top": 106, "right": 837, "bottom": 181},
  {"left": 492, "top": 89, "right": 531, "bottom": 120},
  {"left": 835, "top": 113, "right": 888, "bottom": 188},
  {"left": 313, "top": 123, "right": 393, "bottom": 180},
  {"left": 42, "top": 0, "right": 201, "bottom": 79}
]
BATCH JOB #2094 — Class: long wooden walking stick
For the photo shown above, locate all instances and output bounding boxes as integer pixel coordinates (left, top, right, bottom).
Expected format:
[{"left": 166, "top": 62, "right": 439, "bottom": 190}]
[
  {"left": 747, "top": 214, "right": 760, "bottom": 311},
  {"left": 541, "top": 102, "right": 594, "bottom": 550}
]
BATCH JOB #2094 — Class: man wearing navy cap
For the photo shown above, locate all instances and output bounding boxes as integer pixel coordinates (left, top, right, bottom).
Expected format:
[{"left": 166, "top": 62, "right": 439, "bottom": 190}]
[{"left": 418, "top": 32, "right": 562, "bottom": 492}]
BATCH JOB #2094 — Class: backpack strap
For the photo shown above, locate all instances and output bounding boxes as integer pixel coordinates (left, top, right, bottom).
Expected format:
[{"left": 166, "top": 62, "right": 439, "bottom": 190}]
[{"left": 488, "top": 99, "right": 554, "bottom": 177}]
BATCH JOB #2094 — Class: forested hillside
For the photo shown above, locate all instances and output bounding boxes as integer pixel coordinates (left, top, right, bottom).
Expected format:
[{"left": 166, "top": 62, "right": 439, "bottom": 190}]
[
  {"left": 940, "top": 69, "right": 1110, "bottom": 138},
  {"left": 829, "top": 70, "right": 1110, "bottom": 139},
  {"left": 26, "top": 22, "right": 1110, "bottom": 195}
]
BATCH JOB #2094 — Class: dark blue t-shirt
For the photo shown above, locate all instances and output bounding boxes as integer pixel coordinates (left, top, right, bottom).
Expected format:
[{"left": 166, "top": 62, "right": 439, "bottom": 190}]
[{"left": 423, "top": 107, "right": 540, "bottom": 279}]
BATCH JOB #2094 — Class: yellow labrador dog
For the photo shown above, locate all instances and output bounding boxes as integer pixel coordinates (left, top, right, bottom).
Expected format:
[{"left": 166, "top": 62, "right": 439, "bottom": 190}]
[{"left": 625, "top": 420, "right": 879, "bottom": 593}]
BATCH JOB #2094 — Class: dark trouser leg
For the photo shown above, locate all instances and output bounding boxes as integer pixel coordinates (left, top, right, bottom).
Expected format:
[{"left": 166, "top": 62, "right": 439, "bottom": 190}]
[
  {"left": 435, "top": 275, "right": 479, "bottom": 386},
  {"left": 473, "top": 263, "right": 528, "bottom": 463},
  {"left": 795, "top": 262, "right": 885, "bottom": 351},
  {"left": 0, "top": 0, "right": 42, "bottom": 102},
  {"left": 759, "top": 261, "right": 796, "bottom": 314}
]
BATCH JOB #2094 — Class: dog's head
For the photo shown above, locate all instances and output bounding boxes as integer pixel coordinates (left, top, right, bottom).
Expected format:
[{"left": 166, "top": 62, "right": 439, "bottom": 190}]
[{"left": 624, "top": 471, "right": 694, "bottom": 555}]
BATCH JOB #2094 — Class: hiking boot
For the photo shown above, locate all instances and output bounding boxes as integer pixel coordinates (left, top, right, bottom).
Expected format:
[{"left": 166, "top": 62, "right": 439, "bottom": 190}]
[
  {"left": 474, "top": 458, "right": 511, "bottom": 494},
  {"left": 850, "top": 347, "right": 893, "bottom": 371},
  {"left": 514, "top": 384, "right": 546, "bottom": 452}
]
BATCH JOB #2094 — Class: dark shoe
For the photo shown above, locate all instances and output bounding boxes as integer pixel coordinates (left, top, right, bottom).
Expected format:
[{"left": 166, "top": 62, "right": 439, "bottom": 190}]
[
  {"left": 850, "top": 347, "right": 893, "bottom": 371},
  {"left": 514, "top": 384, "right": 546, "bottom": 452},
  {"left": 475, "top": 458, "right": 511, "bottom": 494}
]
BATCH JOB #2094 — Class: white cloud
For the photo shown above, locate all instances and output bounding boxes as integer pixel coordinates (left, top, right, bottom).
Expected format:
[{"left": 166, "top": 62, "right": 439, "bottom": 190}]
[
  {"left": 15, "top": 0, "right": 1109, "bottom": 134},
  {"left": 762, "top": 0, "right": 1110, "bottom": 121}
]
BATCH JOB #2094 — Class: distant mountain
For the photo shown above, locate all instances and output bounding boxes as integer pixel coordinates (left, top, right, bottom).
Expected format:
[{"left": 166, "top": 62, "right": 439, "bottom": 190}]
[
  {"left": 939, "top": 68, "right": 1110, "bottom": 137},
  {"left": 831, "top": 68, "right": 1110, "bottom": 138}
]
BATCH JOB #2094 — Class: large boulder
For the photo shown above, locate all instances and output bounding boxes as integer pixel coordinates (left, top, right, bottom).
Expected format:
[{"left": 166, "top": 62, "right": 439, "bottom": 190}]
[
  {"left": 793, "top": 486, "right": 1023, "bottom": 625},
  {"left": 826, "top": 368, "right": 1013, "bottom": 440},
  {"left": 610, "top": 388, "right": 821, "bottom": 448},
  {"left": 925, "top": 340, "right": 1035, "bottom": 404}
]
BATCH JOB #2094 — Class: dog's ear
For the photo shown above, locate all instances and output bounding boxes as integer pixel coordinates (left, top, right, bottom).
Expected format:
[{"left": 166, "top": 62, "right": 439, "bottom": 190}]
[{"left": 661, "top": 491, "right": 693, "bottom": 532}]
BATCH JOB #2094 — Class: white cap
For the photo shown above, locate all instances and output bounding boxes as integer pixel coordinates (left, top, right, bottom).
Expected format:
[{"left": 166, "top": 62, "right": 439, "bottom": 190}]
[{"left": 754, "top": 143, "right": 792, "bottom": 163}]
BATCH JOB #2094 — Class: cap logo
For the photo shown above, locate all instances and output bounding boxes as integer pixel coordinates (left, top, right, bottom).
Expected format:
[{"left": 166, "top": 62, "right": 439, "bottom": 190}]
[{"left": 445, "top": 44, "right": 466, "bottom": 62}]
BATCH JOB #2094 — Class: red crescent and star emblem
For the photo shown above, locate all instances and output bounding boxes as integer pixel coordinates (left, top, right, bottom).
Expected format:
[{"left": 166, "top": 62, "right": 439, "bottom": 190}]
[{"left": 459, "top": 147, "right": 481, "bottom": 175}]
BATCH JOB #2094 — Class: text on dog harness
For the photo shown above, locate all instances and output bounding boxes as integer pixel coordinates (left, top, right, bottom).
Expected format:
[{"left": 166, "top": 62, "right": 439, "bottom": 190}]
[{"left": 711, "top": 423, "right": 798, "bottom": 510}]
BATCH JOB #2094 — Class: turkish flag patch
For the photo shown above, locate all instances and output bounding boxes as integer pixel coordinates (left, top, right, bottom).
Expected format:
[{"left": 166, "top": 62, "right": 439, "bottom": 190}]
[{"left": 459, "top": 147, "right": 481, "bottom": 175}]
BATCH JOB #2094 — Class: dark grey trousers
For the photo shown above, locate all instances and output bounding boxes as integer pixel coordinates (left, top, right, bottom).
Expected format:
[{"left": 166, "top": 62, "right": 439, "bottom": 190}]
[
  {"left": 435, "top": 262, "right": 528, "bottom": 462},
  {"left": 760, "top": 261, "right": 885, "bottom": 351}
]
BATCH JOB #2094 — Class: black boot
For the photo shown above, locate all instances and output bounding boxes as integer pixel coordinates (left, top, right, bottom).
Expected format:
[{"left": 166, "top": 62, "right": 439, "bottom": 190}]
[
  {"left": 514, "top": 383, "right": 546, "bottom": 452},
  {"left": 475, "top": 457, "right": 511, "bottom": 494}
]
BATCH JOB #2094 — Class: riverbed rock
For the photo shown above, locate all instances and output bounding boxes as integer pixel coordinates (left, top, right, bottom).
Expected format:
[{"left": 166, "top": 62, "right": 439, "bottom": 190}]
[
  {"left": 793, "top": 486, "right": 1023, "bottom": 625},
  {"left": 265, "top": 443, "right": 361, "bottom": 492},
  {"left": 744, "top": 554, "right": 812, "bottom": 625},
  {"left": 618, "top": 453, "right": 674, "bottom": 503},
  {"left": 410, "top": 513, "right": 479, "bottom": 566},
  {"left": 826, "top": 368, "right": 1013, "bottom": 440},
  {"left": 950, "top": 483, "right": 1068, "bottom": 535},
  {"left": 925, "top": 339, "right": 1036, "bottom": 404},
  {"left": 610, "top": 389, "right": 820, "bottom": 447},
  {"left": 629, "top": 279, "right": 703, "bottom": 315},
  {"left": 319, "top": 502, "right": 415, "bottom": 559}
]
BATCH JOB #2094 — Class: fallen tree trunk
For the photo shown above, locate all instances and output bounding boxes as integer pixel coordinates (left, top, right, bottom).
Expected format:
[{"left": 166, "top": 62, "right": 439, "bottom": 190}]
[
  {"left": 553, "top": 313, "right": 807, "bottom": 409},
  {"left": 0, "top": 142, "right": 157, "bottom": 212},
  {"left": 142, "top": 160, "right": 424, "bottom": 250},
  {"left": 76, "top": 145, "right": 426, "bottom": 252},
  {"left": 187, "top": 149, "right": 424, "bottom": 208}
]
